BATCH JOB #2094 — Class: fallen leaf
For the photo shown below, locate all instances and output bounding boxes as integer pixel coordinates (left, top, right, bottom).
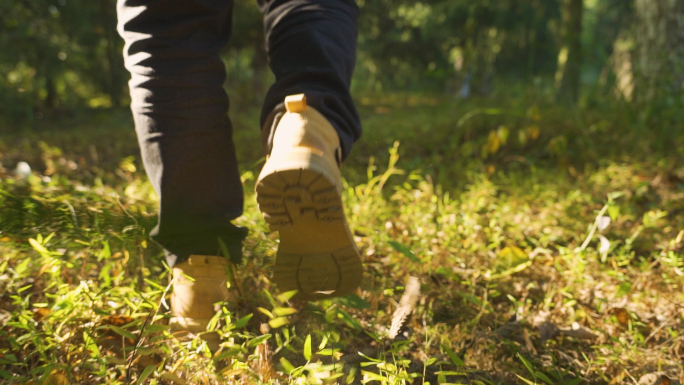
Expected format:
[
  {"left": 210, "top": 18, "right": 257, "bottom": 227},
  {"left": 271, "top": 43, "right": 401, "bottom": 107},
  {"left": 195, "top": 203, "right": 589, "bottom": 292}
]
[
  {"left": 33, "top": 308, "right": 51, "bottom": 322},
  {"left": 102, "top": 315, "right": 134, "bottom": 327},
  {"left": 611, "top": 308, "right": 631, "bottom": 327},
  {"left": 45, "top": 370, "right": 69, "bottom": 385}
]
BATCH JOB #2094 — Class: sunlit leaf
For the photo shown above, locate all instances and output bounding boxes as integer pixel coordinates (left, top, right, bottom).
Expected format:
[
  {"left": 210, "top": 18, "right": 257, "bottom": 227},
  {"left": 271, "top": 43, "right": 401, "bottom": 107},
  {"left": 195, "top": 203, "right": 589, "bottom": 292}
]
[
  {"left": 28, "top": 238, "right": 50, "bottom": 256},
  {"left": 608, "top": 206, "right": 620, "bottom": 221},
  {"left": 535, "top": 371, "right": 554, "bottom": 385},
  {"left": 387, "top": 241, "right": 420, "bottom": 263},
  {"left": 83, "top": 331, "right": 99, "bottom": 358},
  {"left": 516, "top": 374, "right": 537, "bottom": 385},
  {"left": 434, "top": 370, "right": 467, "bottom": 375},
  {"left": 516, "top": 352, "right": 535, "bottom": 377},
  {"left": 273, "top": 307, "right": 297, "bottom": 317},
  {"left": 107, "top": 325, "right": 136, "bottom": 340},
  {"left": 441, "top": 344, "right": 464, "bottom": 366},
  {"left": 136, "top": 365, "right": 156, "bottom": 385},
  {"left": 257, "top": 307, "right": 274, "bottom": 319},
  {"left": 317, "top": 348, "right": 340, "bottom": 356},
  {"left": 362, "top": 370, "right": 388, "bottom": 383},
  {"left": 280, "top": 357, "right": 296, "bottom": 374},
  {"left": 213, "top": 347, "right": 243, "bottom": 361},
  {"left": 303, "top": 334, "right": 312, "bottom": 361},
  {"left": 276, "top": 290, "right": 298, "bottom": 303},
  {"left": 247, "top": 334, "right": 271, "bottom": 347},
  {"left": 616, "top": 282, "right": 632, "bottom": 298},
  {"left": 482, "top": 130, "right": 501, "bottom": 158},
  {"left": 234, "top": 313, "right": 253, "bottom": 328},
  {"left": 268, "top": 316, "right": 289, "bottom": 329}
]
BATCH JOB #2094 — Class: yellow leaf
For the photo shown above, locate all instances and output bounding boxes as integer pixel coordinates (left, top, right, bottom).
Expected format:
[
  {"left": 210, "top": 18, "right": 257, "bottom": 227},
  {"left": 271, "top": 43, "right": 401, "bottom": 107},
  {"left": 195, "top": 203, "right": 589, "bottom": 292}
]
[
  {"left": 497, "top": 125, "right": 509, "bottom": 145},
  {"left": 33, "top": 308, "right": 51, "bottom": 322},
  {"left": 528, "top": 125, "right": 540, "bottom": 140},
  {"left": 29, "top": 238, "right": 50, "bottom": 255},
  {"left": 268, "top": 316, "right": 289, "bottom": 329},
  {"left": 498, "top": 246, "right": 528, "bottom": 264},
  {"left": 273, "top": 307, "right": 297, "bottom": 317},
  {"left": 119, "top": 159, "right": 137, "bottom": 173},
  {"left": 482, "top": 130, "right": 501, "bottom": 158},
  {"left": 45, "top": 370, "right": 69, "bottom": 385},
  {"left": 257, "top": 307, "right": 274, "bottom": 319},
  {"left": 611, "top": 307, "right": 631, "bottom": 327}
]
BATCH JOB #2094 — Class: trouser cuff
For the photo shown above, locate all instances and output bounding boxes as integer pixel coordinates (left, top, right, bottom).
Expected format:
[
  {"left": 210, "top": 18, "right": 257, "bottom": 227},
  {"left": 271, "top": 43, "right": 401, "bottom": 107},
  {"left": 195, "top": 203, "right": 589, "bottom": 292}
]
[{"left": 152, "top": 224, "right": 248, "bottom": 267}]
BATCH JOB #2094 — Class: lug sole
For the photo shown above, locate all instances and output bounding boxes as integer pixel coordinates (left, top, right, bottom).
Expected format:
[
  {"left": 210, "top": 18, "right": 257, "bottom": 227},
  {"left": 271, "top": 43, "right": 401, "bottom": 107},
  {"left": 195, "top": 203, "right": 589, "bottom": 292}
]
[{"left": 256, "top": 152, "right": 362, "bottom": 299}]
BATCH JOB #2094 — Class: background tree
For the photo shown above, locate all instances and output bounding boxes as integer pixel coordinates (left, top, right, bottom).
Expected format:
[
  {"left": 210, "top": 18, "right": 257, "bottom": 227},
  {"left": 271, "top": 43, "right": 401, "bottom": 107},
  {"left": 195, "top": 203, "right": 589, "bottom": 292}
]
[
  {"left": 555, "top": 0, "right": 583, "bottom": 104},
  {"left": 0, "top": 0, "right": 125, "bottom": 122},
  {"left": 633, "top": 0, "right": 684, "bottom": 116},
  {"left": 2, "top": 0, "right": 682, "bottom": 129}
]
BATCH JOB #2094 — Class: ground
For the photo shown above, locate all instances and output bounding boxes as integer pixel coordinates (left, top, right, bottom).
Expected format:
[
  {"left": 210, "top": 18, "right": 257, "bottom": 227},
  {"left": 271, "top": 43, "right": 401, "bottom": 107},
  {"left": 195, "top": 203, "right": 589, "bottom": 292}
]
[{"left": 0, "top": 92, "right": 682, "bottom": 384}]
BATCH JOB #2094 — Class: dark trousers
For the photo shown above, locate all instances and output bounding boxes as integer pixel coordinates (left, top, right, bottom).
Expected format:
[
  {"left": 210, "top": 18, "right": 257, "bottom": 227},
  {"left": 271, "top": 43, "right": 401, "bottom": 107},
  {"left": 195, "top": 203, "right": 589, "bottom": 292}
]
[{"left": 117, "top": 0, "right": 361, "bottom": 267}]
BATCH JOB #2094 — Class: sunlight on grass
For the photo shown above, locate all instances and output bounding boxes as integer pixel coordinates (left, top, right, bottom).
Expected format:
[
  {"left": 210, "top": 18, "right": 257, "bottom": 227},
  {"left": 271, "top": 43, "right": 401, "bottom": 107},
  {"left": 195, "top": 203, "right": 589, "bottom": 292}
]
[{"left": 0, "top": 94, "right": 682, "bottom": 384}]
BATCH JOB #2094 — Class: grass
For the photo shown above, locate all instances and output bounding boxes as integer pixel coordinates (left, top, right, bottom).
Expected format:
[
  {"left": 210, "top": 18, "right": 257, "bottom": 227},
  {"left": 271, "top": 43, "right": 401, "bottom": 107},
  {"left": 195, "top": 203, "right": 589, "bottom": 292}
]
[{"left": 0, "top": 91, "right": 682, "bottom": 384}]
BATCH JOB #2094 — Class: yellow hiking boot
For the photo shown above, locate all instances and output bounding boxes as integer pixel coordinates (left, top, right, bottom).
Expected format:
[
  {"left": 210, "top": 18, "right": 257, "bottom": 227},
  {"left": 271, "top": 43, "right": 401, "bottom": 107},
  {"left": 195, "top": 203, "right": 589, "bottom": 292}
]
[
  {"left": 169, "top": 255, "right": 231, "bottom": 350},
  {"left": 256, "top": 94, "right": 362, "bottom": 299}
]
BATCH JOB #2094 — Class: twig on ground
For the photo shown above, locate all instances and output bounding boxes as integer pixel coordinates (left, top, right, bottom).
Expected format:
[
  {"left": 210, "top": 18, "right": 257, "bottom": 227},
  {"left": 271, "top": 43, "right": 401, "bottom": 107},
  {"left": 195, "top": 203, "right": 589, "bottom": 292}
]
[{"left": 389, "top": 276, "right": 421, "bottom": 339}]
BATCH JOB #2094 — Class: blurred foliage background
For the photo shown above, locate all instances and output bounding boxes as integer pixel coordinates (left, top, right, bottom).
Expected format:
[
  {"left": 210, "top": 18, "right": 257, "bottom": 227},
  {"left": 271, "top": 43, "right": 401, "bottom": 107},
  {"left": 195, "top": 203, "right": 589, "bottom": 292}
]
[{"left": 0, "top": 0, "right": 682, "bottom": 129}]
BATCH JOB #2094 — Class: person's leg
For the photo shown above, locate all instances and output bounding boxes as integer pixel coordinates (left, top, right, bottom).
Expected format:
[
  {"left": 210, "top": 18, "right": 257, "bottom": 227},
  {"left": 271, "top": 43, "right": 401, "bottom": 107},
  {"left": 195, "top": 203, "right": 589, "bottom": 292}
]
[
  {"left": 117, "top": 0, "right": 246, "bottom": 268},
  {"left": 258, "top": 0, "right": 362, "bottom": 159},
  {"left": 255, "top": 0, "right": 363, "bottom": 299},
  {"left": 117, "top": 0, "right": 245, "bottom": 348}
]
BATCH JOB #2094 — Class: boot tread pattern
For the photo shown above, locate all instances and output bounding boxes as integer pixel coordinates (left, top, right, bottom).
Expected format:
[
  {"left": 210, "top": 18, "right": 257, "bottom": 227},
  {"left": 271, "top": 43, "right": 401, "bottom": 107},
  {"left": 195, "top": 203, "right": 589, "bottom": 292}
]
[
  {"left": 257, "top": 170, "right": 343, "bottom": 229},
  {"left": 256, "top": 168, "right": 362, "bottom": 298}
]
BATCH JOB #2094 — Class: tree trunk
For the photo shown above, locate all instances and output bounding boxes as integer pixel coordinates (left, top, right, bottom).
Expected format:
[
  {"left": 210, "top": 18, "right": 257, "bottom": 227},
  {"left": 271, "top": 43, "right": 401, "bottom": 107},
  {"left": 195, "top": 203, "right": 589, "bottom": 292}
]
[
  {"left": 633, "top": 0, "right": 684, "bottom": 107},
  {"left": 101, "top": 0, "right": 125, "bottom": 107},
  {"left": 556, "top": 0, "right": 583, "bottom": 104},
  {"left": 44, "top": 74, "right": 57, "bottom": 110}
]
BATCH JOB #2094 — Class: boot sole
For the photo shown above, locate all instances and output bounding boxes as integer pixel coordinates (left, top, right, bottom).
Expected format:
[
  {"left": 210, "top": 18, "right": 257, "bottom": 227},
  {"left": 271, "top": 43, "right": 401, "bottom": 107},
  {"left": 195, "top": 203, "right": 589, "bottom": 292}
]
[{"left": 256, "top": 152, "right": 362, "bottom": 299}]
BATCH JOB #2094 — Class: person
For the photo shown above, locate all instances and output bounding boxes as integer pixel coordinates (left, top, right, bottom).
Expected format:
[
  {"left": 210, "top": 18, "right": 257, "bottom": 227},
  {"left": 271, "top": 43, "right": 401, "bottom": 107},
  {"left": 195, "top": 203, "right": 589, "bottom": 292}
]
[{"left": 116, "top": 0, "right": 363, "bottom": 345}]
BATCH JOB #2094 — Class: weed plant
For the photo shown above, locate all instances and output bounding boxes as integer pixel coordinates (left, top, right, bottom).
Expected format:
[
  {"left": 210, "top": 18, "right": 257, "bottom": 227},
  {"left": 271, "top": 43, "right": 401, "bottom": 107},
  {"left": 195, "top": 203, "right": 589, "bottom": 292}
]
[{"left": 0, "top": 92, "right": 682, "bottom": 384}]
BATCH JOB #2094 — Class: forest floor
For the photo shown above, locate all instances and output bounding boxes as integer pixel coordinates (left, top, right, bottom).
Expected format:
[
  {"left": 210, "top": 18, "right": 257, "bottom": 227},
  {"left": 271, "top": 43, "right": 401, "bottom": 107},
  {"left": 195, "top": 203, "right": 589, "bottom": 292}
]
[{"left": 0, "top": 92, "right": 682, "bottom": 384}]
